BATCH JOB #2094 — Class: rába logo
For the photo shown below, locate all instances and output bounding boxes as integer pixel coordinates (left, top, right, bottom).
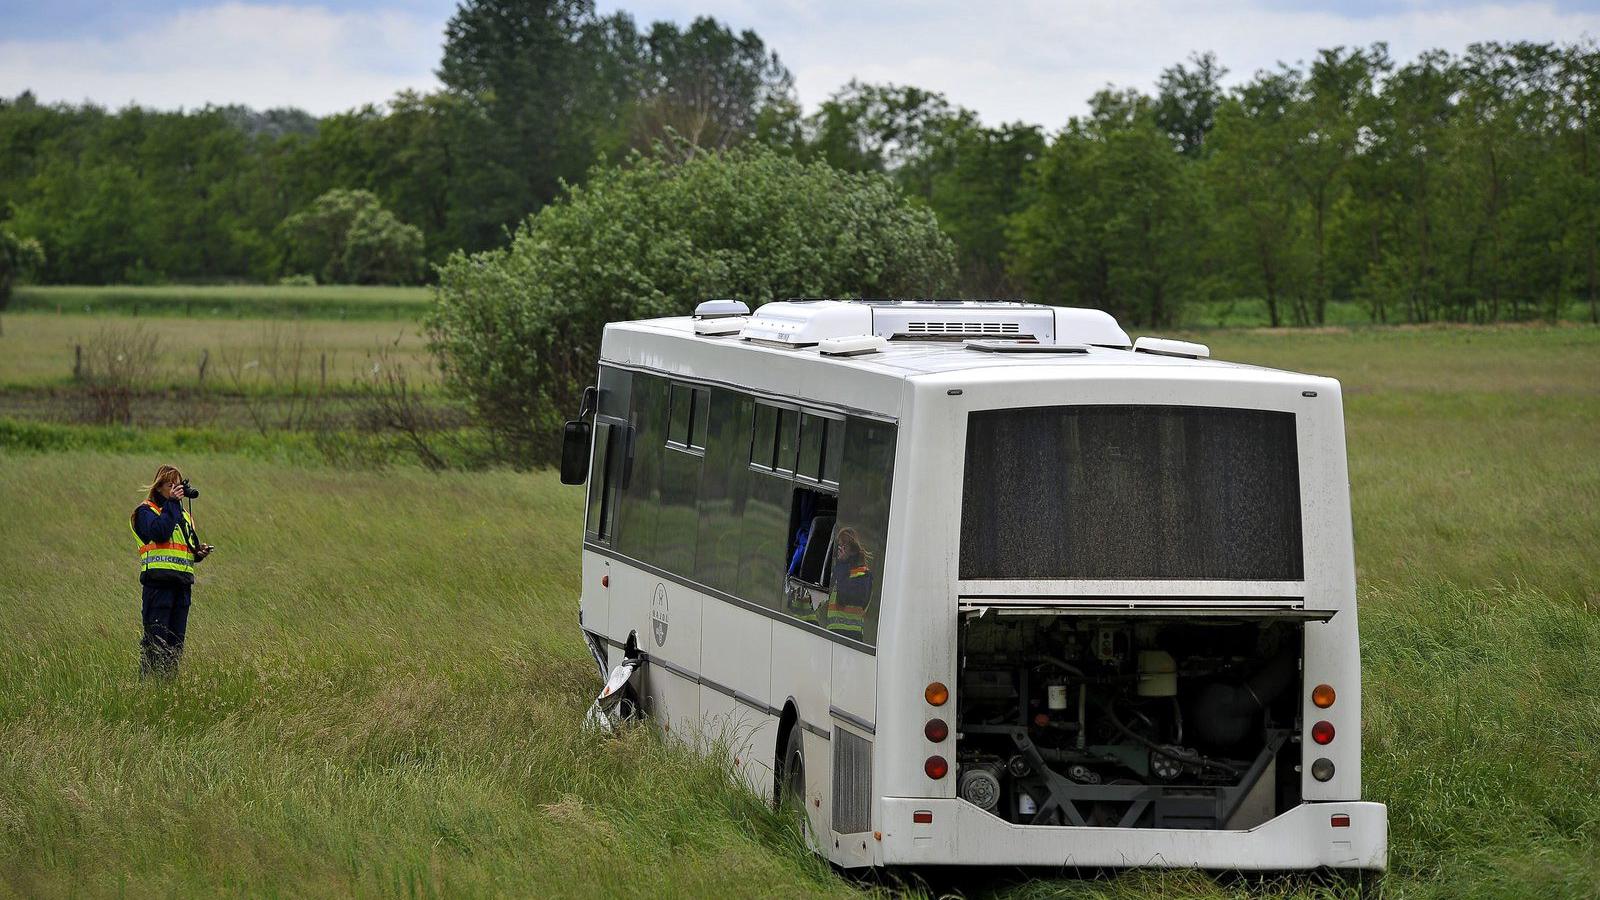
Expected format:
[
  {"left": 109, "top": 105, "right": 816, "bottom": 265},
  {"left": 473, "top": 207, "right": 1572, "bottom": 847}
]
[{"left": 651, "top": 583, "right": 669, "bottom": 647}]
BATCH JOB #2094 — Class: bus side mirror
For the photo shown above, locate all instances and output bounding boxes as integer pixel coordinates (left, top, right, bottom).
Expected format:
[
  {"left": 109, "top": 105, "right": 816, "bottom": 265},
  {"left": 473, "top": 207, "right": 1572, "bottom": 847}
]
[{"left": 560, "top": 419, "right": 592, "bottom": 484}]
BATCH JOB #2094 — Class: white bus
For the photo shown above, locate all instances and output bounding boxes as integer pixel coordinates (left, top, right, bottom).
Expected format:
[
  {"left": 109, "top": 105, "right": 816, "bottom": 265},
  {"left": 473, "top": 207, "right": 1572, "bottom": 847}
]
[{"left": 565, "top": 298, "right": 1387, "bottom": 874}]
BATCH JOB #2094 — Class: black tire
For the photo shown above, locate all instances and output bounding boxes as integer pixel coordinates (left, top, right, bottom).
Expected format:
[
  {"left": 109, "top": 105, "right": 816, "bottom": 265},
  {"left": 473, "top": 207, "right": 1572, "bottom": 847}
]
[{"left": 780, "top": 725, "right": 806, "bottom": 816}]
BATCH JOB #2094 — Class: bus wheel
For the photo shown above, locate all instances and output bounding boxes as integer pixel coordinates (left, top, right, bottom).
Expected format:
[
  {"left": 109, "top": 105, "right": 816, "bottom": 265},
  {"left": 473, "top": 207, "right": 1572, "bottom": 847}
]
[{"left": 781, "top": 726, "right": 806, "bottom": 817}]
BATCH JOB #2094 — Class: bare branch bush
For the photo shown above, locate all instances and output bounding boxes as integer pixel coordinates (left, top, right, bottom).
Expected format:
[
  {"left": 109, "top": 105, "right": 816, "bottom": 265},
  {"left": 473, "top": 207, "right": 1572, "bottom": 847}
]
[
  {"left": 348, "top": 339, "right": 453, "bottom": 471},
  {"left": 220, "top": 323, "right": 325, "bottom": 436},
  {"left": 77, "top": 324, "right": 160, "bottom": 425}
]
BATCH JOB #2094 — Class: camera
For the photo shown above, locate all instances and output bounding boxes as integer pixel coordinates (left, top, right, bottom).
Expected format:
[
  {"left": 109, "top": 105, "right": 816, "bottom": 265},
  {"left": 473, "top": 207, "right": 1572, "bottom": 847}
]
[{"left": 181, "top": 479, "right": 200, "bottom": 499}]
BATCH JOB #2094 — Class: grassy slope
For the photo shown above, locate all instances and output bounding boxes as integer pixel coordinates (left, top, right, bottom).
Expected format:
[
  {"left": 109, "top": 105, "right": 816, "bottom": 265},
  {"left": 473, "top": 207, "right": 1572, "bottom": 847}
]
[{"left": 1, "top": 325, "right": 1597, "bottom": 898}]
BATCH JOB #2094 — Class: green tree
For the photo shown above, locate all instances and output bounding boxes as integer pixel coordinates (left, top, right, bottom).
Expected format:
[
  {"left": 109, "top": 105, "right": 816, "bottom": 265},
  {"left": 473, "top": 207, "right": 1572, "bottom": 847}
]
[
  {"left": 1205, "top": 75, "right": 1312, "bottom": 327},
  {"left": 281, "top": 189, "right": 424, "bottom": 284},
  {"left": 437, "top": 0, "right": 638, "bottom": 247},
  {"left": 1156, "top": 51, "right": 1227, "bottom": 157},
  {"left": 1008, "top": 95, "right": 1204, "bottom": 326},
  {"left": 0, "top": 219, "right": 45, "bottom": 335},
  {"left": 630, "top": 17, "right": 793, "bottom": 155},
  {"left": 927, "top": 122, "right": 1045, "bottom": 293},
  {"left": 428, "top": 144, "right": 955, "bottom": 464}
]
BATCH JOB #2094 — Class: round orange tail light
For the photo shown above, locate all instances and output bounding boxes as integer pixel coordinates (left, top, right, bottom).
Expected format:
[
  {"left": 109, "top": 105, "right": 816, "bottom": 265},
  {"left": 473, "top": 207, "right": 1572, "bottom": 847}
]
[
  {"left": 1312, "top": 684, "right": 1336, "bottom": 709},
  {"left": 1311, "top": 720, "right": 1336, "bottom": 745},
  {"left": 925, "top": 682, "right": 949, "bottom": 706},
  {"left": 925, "top": 755, "right": 949, "bottom": 779}
]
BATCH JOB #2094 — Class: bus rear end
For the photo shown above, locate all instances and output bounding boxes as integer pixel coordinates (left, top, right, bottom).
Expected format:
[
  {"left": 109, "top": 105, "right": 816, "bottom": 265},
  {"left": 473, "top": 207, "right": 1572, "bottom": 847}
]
[{"left": 871, "top": 362, "right": 1387, "bottom": 872}]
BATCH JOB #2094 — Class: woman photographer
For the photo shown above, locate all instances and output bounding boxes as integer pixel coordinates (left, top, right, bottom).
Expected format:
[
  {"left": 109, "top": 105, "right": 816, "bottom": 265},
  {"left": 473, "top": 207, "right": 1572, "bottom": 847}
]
[{"left": 129, "top": 465, "right": 212, "bottom": 677}]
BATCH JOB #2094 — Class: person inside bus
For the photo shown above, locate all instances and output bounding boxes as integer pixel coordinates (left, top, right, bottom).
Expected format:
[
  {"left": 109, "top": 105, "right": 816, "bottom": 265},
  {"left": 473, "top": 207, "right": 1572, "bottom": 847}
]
[{"left": 825, "top": 527, "right": 873, "bottom": 641}]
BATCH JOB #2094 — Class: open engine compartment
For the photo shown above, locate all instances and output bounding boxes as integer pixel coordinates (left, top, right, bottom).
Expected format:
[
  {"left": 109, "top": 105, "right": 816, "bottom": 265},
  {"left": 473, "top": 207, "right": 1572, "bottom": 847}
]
[{"left": 956, "top": 613, "right": 1303, "bottom": 830}]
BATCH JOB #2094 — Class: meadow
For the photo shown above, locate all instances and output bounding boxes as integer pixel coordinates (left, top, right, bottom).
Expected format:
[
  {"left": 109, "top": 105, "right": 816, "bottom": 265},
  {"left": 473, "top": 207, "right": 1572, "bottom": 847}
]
[
  {"left": 1, "top": 318, "right": 1597, "bottom": 898},
  {"left": 0, "top": 313, "right": 434, "bottom": 391},
  {"left": 8, "top": 285, "right": 432, "bottom": 321}
]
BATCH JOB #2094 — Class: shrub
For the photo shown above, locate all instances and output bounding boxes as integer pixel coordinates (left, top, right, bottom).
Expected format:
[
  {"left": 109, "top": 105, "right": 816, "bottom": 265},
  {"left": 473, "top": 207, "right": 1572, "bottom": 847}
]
[
  {"left": 0, "top": 222, "right": 45, "bottom": 334},
  {"left": 281, "top": 189, "right": 424, "bottom": 285},
  {"left": 428, "top": 144, "right": 956, "bottom": 464}
]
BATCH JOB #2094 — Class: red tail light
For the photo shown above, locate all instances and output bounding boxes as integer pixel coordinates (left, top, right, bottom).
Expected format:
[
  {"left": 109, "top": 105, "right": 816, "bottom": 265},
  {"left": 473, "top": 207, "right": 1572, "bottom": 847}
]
[
  {"left": 1331, "top": 814, "right": 1351, "bottom": 828},
  {"left": 925, "top": 755, "right": 949, "bottom": 779},
  {"left": 913, "top": 810, "right": 934, "bottom": 824},
  {"left": 924, "top": 718, "right": 949, "bottom": 742},
  {"left": 1311, "top": 720, "right": 1335, "bottom": 745}
]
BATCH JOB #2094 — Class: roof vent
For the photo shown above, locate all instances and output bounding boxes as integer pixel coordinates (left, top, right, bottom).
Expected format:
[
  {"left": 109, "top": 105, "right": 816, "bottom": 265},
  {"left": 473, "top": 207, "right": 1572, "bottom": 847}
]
[
  {"left": 819, "top": 335, "right": 887, "bottom": 357},
  {"left": 1133, "top": 336, "right": 1210, "bottom": 359},
  {"left": 964, "top": 339, "right": 1088, "bottom": 354},
  {"left": 693, "top": 299, "right": 749, "bottom": 336},
  {"left": 694, "top": 299, "right": 750, "bottom": 318}
]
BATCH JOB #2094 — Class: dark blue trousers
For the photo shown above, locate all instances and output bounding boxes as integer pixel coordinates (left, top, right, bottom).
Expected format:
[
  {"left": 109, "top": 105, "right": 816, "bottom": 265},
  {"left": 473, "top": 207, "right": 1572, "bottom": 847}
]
[{"left": 140, "top": 583, "right": 192, "bottom": 677}]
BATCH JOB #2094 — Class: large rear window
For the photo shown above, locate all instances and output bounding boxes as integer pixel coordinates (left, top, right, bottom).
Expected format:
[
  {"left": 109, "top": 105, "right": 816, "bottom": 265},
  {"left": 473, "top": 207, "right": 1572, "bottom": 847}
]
[{"left": 960, "top": 405, "right": 1303, "bottom": 581}]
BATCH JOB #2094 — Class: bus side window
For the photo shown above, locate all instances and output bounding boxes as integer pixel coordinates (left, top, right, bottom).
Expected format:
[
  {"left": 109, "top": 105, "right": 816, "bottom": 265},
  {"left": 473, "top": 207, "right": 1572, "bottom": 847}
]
[
  {"left": 751, "top": 402, "right": 777, "bottom": 468},
  {"left": 668, "top": 383, "right": 692, "bottom": 446},
  {"left": 776, "top": 407, "right": 799, "bottom": 473},
  {"left": 826, "top": 417, "right": 896, "bottom": 645},
  {"left": 822, "top": 418, "right": 844, "bottom": 485},
  {"left": 586, "top": 421, "right": 620, "bottom": 540},
  {"left": 690, "top": 387, "right": 710, "bottom": 450},
  {"left": 797, "top": 413, "right": 825, "bottom": 481}
]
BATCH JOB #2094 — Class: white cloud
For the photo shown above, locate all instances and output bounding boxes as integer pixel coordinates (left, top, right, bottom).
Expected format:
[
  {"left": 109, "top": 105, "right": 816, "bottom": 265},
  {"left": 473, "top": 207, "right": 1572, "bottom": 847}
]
[
  {"left": 2, "top": 0, "right": 1597, "bottom": 123},
  {"left": 0, "top": 2, "right": 443, "bottom": 113}
]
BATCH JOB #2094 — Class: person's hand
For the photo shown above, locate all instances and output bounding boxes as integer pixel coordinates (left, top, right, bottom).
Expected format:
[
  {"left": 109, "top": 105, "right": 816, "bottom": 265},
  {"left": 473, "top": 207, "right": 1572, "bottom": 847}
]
[{"left": 165, "top": 480, "right": 186, "bottom": 500}]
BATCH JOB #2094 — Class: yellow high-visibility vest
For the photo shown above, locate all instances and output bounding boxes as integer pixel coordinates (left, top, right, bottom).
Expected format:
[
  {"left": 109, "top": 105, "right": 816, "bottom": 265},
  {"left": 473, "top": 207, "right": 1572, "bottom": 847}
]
[{"left": 130, "top": 499, "right": 195, "bottom": 578}]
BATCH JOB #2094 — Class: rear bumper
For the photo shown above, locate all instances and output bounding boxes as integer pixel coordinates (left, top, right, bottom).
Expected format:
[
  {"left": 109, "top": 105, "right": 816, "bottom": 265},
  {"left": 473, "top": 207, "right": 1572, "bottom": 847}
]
[{"left": 877, "top": 798, "right": 1387, "bottom": 871}]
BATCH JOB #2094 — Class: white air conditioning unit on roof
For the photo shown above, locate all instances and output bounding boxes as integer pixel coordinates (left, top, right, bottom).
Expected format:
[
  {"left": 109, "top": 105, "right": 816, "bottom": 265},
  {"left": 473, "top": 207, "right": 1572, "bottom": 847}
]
[{"left": 738, "top": 299, "right": 1130, "bottom": 349}]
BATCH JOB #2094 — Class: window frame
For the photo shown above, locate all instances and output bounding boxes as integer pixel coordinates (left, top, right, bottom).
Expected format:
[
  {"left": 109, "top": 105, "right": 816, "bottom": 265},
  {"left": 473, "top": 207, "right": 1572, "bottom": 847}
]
[{"left": 666, "top": 382, "right": 709, "bottom": 455}]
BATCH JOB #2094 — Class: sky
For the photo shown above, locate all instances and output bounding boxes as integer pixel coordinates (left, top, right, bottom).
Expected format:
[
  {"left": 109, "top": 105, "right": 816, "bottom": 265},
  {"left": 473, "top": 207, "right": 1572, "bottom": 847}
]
[{"left": 2, "top": 0, "right": 1599, "bottom": 127}]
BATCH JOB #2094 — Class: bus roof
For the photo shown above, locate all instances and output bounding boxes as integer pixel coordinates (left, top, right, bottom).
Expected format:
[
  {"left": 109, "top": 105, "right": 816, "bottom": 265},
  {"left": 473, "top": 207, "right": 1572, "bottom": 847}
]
[{"left": 600, "top": 302, "right": 1333, "bottom": 418}]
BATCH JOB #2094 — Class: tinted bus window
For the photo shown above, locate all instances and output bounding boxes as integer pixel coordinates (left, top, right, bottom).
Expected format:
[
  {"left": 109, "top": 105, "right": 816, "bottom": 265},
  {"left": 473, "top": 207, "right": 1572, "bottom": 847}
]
[
  {"left": 829, "top": 417, "right": 896, "bottom": 645},
  {"left": 776, "top": 407, "right": 799, "bottom": 473},
  {"left": 691, "top": 388, "right": 710, "bottom": 450},
  {"left": 668, "top": 383, "right": 692, "bottom": 446},
  {"left": 752, "top": 403, "right": 778, "bottom": 468},
  {"left": 797, "top": 413, "right": 826, "bottom": 480},
  {"left": 822, "top": 418, "right": 844, "bottom": 485},
  {"left": 695, "top": 392, "right": 752, "bottom": 593},
  {"left": 960, "top": 405, "right": 1303, "bottom": 581}
]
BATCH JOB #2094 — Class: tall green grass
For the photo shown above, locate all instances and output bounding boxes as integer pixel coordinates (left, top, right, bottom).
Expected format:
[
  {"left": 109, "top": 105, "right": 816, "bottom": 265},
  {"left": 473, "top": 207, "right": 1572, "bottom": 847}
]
[
  {"left": 2, "top": 325, "right": 1598, "bottom": 898},
  {"left": 0, "top": 456, "right": 854, "bottom": 899},
  {"left": 10, "top": 285, "right": 431, "bottom": 321}
]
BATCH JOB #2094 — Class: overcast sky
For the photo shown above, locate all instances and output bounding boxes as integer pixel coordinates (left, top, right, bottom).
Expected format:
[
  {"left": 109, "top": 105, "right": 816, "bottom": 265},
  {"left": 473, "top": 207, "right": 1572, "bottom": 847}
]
[{"left": 2, "top": 0, "right": 1598, "bottom": 127}]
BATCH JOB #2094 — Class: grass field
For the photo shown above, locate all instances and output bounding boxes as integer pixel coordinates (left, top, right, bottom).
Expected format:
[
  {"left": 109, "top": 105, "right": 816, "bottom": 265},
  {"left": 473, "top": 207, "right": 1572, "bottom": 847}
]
[
  {"left": 1, "top": 324, "right": 1598, "bottom": 898},
  {"left": 0, "top": 313, "right": 436, "bottom": 391},
  {"left": 8, "top": 285, "right": 432, "bottom": 320}
]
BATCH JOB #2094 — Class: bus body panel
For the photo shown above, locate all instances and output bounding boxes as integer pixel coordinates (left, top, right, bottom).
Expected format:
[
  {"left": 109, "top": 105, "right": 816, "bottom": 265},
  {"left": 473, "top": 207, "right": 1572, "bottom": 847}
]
[
  {"left": 877, "top": 798, "right": 1388, "bottom": 869},
  {"left": 578, "top": 310, "right": 1383, "bottom": 873}
]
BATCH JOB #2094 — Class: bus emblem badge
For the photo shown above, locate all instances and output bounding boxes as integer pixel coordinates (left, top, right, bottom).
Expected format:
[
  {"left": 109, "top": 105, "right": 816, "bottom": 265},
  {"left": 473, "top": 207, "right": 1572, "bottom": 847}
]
[{"left": 651, "top": 583, "right": 669, "bottom": 647}]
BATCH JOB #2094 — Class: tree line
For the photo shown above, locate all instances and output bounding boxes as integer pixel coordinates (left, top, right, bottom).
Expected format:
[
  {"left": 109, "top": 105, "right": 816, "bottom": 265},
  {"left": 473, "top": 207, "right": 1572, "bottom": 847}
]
[{"left": 1, "top": 0, "right": 1596, "bottom": 325}]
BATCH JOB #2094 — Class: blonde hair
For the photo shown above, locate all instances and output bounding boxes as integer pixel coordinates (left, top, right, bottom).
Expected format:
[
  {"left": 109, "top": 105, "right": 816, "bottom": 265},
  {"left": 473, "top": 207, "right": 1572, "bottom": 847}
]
[{"left": 145, "top": 464, "right": 184, "bottom": 503}]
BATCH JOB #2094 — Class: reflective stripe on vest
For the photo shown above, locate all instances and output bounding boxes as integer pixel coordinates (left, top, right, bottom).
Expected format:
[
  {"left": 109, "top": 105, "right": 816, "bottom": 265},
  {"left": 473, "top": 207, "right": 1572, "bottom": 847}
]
[
  {"left": 827, "top": 566, "right": 871, "bottom": 638},
  {"left": 131, "top": 500, "right": 195, "bottom": 576}
]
